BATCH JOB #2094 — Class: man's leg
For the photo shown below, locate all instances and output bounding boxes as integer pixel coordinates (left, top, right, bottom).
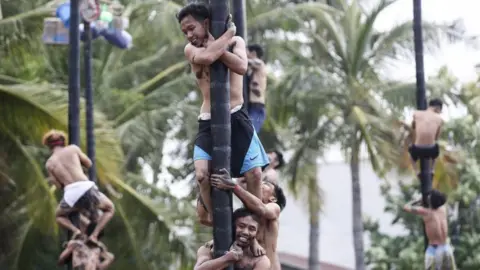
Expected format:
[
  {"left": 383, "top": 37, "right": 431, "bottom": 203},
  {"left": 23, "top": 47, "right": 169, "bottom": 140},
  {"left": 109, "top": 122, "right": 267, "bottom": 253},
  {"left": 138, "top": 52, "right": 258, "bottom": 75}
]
[
  {"left": 195, "top": 159, "right": 212, "bottom": 224},
  {"left": 56, "top": 200, "right": 82, "bottom": 238},
  {"left": 408, "top": 146, "right": 420, "bottom": 175},
  {"left": 88, "top": 191, "right": 114, "bottom": 243},
  {"left": 245, "top": 167, "right": 263, "bottom": 199}
]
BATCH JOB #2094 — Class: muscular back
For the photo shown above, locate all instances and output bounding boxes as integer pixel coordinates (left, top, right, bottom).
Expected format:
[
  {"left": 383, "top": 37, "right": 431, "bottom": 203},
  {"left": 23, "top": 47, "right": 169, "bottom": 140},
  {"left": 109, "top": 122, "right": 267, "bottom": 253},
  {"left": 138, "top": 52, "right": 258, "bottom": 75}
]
[
  {"left": 423, "top": 206, "right": 448, "bottom": 245},
  {"left": 46, "top": 145, "right": 90, "bottom": 187},
  {"left": 413, "top": 110, "right": 443, "bottom": 145},
  {"left": 248, "top": 59, "right": 267, "bottom": 105}
]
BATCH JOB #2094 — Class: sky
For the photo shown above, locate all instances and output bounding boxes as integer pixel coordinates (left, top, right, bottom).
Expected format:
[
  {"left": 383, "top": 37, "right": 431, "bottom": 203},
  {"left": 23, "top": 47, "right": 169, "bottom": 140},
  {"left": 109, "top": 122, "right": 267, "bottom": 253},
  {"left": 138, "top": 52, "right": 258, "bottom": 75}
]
[{"left": 142, "top": 0, "right": 480, "bottom": 265}]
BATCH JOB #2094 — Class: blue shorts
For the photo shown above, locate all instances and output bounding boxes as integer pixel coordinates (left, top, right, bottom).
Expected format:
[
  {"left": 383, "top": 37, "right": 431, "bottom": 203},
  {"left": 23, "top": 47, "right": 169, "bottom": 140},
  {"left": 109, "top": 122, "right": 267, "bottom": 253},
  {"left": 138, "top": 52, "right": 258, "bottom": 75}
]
[{"left": 193, "top": 108, "right": 269, "bottom": 177}]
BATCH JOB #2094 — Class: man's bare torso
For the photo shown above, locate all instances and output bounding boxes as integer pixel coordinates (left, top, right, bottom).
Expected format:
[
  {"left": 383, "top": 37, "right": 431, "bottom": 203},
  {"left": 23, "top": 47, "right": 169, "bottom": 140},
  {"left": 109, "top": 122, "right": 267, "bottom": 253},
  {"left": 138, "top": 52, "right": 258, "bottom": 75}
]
[
  {"left": 248, "top": 59, "right": 266, "bottom": 105},
  {"left": 413, "top": 110, "right": 443, "bottom": 145},
  {"left": 72, "top": 241, "right": 100, "bottom": 270},
  {"left": 191, "top": 36, "right": 244, "bottom": 114},
  {"left": 257, "top": 217, "right": 280, "bottom": 270},
  {"left": 46, "top": 145, "right": 88, "bottom": 186},
  {"left": 202, "top": 243, "right": 263, "bottom": 269},
  {"left": 423, "top": 206, "right": 448, "bottom": 245}
]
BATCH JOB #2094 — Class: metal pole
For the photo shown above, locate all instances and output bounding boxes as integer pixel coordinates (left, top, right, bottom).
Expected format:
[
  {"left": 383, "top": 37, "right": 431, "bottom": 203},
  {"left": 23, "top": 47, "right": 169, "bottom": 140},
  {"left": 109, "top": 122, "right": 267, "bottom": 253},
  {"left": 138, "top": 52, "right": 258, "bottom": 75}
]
[
  {"left": 232, "top": 0, "right": 249, "bottom": 110},
  {"left": 209, "top": 0, "right": 233, "bottom": 269},
  {"left": 413, "top": 0, "right": 430, "bottom": 251},
  {"left": 67, "top": 0, "right": 81, "bottom": 269},
  {"left": 84, "top": 21, "right": 97, "bottom": 182}
]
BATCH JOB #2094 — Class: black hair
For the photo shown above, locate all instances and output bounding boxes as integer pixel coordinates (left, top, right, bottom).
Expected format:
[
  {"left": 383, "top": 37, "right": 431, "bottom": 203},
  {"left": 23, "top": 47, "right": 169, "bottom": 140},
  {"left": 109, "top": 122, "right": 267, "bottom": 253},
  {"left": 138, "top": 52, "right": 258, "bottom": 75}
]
[
  {"left": 176, "top": 3, "right": 211, "bottom": 23},
  {"left": 428, "top": 189, "right": 446, "bottom": 209},
  {"left": 428, "top": 98, "right": 443, "bottom": 109},
  {"left": 247, "top": 44, "right": 264, "bottom": 59},
  {"left": 272, "top": 183, "right": 287, "bottom": 211},
  {"left": 272, "top": 150, "right": 285, "bottom": 169}
]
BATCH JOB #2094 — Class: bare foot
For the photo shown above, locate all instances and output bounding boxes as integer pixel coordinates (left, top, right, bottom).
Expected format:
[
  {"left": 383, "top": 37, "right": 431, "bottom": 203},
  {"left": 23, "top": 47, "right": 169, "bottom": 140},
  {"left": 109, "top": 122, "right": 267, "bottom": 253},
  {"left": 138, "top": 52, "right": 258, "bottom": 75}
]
[
  {"left": 87, "top": 235, "right": 99, "bottom": 246},
  {"left": 71, "top": 230, "right": 83, "bottom": 240}
]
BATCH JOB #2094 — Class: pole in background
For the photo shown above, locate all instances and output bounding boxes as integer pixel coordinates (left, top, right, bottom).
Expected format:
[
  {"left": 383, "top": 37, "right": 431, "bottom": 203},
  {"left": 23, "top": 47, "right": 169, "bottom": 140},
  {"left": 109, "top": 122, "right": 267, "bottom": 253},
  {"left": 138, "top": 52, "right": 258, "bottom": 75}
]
[
  {"left": 413, "top": 0, "right": 430, "bottom": 251},
  {"left": 67, "top": 0, "right": 81, "bottom": 269},
  {"left": 209, "top": 0, "right": 233, "bottom": 269},
  {"left": 83, "top": 21, "right": 97, "bottom": 182}
]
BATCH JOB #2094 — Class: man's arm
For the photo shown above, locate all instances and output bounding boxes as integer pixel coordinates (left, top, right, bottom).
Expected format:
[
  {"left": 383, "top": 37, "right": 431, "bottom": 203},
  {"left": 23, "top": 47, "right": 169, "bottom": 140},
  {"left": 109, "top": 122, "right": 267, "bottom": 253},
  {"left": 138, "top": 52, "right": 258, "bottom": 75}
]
[
  {"left": 47, "top": 172, "right": 62, "bottom": 190},
  {"left": 219, "top": 36, "right": 248, "bottom": 75},
  {"left": 403, "top": 200, "right": 429, "bottom": 216},
  {"left": 185, "top": 30, "right": 235, "bottom": 66},
  {"left": 194, "top": 246, "right": 234, "bottom": 270},
  {"left": 233, "top": 186, "right": 280, "bottom": 220},
  {"left": 57, "top": 241, "right": 79, "bottom": 265},
  {"left": 435, "top": 119, "right": 443, "bottom": 140},
  {"left": 98, "top": 252, "right": 114, "bottom": 270},
  {"left": 253, "top": 256, "right": 271, "bottom": 270},
  {"left": 75, "top": 146, "right": 92, "bottom": 168}
]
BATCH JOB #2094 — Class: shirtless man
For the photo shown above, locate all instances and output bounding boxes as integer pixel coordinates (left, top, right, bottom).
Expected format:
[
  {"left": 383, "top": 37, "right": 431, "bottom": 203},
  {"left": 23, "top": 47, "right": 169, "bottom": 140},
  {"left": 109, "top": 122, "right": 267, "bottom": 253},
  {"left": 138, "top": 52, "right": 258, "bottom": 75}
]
[
  {"left": 246, "top": 44, "right": 268, "bottom": 133},
  {"left": 403, "top": 189, "right": 457, "bottom": 269},
  {"left": 211, "top": 169, "right": 286, "bottom": 270},
  {"left": 177, "top": 3, "right": 269, "bottom": 222},
  {"left": 42, "top": 130, "right": 115, "bottom": 244},
  {"left": 194, "top": 207, "right": 270, "bottom": 270},
  {"left": 58, "top": 224, "right": 114, "bottom": 270},
  {"left": 410, "top": 98, "right": 444, "bottom": 175}
]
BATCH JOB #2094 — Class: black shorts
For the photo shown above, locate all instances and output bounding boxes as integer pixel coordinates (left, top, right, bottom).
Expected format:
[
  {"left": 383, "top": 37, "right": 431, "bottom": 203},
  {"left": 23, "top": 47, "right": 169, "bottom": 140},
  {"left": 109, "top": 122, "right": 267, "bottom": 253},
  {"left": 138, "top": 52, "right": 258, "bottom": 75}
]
[
  {"left": 408, "top": 144, "right": 439, "bottom": 161},
  {"left": 193, "top": 108, "right": 269, "bottom": 177}
]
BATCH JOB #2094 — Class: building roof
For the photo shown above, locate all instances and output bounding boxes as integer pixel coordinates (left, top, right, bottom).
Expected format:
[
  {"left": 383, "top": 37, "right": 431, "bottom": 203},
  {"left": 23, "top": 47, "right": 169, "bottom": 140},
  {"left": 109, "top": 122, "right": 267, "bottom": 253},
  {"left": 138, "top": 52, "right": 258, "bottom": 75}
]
[{"left": 279, "top": 251, "right": 352, "bottom": 270}]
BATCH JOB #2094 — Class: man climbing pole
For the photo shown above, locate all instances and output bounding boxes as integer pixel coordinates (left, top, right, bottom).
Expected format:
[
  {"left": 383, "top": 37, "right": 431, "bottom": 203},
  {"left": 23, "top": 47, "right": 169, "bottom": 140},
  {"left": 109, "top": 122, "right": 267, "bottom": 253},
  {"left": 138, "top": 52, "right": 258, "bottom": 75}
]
[
  {"left": 42, "top": 130, "right": 115, "bottom": 245},
  {"left": 246, "top": 44, "right": 268, "bottom": 133},
  {"left": 403, "top": 189, "right": 457, "bottom": 269},
  {"left": 409, "top": 98, "right": 444, "bottom": 176}
]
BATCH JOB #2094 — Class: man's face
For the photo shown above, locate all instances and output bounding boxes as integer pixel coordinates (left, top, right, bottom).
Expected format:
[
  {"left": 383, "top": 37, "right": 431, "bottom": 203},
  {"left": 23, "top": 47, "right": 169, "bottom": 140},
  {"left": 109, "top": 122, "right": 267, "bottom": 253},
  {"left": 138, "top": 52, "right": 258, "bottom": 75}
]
[
  {"left": 267, "top": 152, "right": 278, "bottom": 168},
  {"left": 261, "top": 181, "right": 276, "bottom": 203},
  {"left": 234, "top": 216, "right": 258, "bottom": 248},
  {"left": 247, "top": 50, "right": 256, "bottom": 59},
  {"left": 180, "top": 15, "right": 208, "bottom": 47}
]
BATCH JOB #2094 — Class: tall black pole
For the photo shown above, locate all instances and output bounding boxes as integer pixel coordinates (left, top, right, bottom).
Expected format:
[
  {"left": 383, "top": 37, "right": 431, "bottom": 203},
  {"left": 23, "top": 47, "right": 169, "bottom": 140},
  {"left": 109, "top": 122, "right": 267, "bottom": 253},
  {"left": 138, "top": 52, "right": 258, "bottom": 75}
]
[
  {"left": 84, "top": 21, "right": 96, "bottom": 182},
  {"left": 232, "top": 0, "right": 249, "bottom": 109},
  {"left": 209, "top": 0, "right": 233, "bottom": 269},
  {"left": 67, "top": 0, "right": 81, "bottom": 269},
  {"left": 413, "top": 0, "right": 430, "bottom": 251}
]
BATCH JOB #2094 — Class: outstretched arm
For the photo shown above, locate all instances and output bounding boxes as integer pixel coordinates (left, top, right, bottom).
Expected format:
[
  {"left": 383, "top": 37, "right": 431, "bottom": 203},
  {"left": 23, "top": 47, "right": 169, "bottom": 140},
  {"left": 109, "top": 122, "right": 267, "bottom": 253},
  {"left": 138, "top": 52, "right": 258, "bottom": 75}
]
[
  {"left": 194, "top": 246, "right": 234, "bottom": 270},
  {"left": 403, "top": 199, "right": 428, "bottom": 216},
  {"left": 219, "top": 36, "right": 248, "bottom": 75},
  {"left": 98, "top": 251, "right": 115, "bottom": 270},
  {"left": 57, "top": 241, "right": 80, "bottom": 265}
]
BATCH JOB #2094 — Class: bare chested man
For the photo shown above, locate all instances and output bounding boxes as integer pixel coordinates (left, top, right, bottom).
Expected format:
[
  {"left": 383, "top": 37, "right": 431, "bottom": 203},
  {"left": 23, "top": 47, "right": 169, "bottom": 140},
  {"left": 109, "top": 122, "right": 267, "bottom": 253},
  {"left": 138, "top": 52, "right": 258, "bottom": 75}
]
[
  {"left": 195, "top": 208, "right": 270, "bottom": 270},
  {"left": 403, "top": 189, "right": 457, "bottom": 269},
  {"left": 211, "top": 169, "right": 286, "bottom": 270},
  {"left": 58, "top": 224, "right": 114, "bottom": 270},
  {"left": 246, "top": 44, "right": 267, "bottom": 133},
  {"left": 410, "top": 98, "right": 444, "bottom": 175},
  {"left": 177, "top": 3, "right": 269, "bottom": 224},
  {"left": 42, "top": 130, "right": 115, "bottom": 244}
]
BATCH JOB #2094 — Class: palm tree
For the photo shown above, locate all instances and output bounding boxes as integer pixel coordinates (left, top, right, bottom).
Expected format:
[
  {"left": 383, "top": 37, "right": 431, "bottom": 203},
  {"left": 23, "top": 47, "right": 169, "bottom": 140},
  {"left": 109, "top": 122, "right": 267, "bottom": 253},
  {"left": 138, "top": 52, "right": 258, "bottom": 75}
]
[
  {"left": 260, "top": 0, "right": 467, "bottom": 268},
  {"left": 0, "top": 83, "right": 194, "bottom": 269}
]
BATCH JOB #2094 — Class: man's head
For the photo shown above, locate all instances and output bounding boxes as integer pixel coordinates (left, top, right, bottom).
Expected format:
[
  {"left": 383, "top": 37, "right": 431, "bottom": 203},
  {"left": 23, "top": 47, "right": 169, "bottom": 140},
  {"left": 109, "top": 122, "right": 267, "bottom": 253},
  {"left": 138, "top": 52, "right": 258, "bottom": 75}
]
[
  {"left": 177, "top": 3, "right": 210, "bottom": 47},
  {"left": 232, "top": 208, "right": 260, "bottom": 248},
  {"left": 261, "top": 180, "right": 287, "bottom": 211},
  {"left": 428, "top": 98, "right": 443, "bottom": 114},
  {"left": 268, "top": 150, "right": 285, "bottom": 170},
  {"left": 428, "top": 189, "right": 447, "bottom": 209},
  {"left": 42, "top": 130, "right": 67, "bottom": 150},
  {"left": 247, "top": 44, "right": 264, "bottom": 60}
]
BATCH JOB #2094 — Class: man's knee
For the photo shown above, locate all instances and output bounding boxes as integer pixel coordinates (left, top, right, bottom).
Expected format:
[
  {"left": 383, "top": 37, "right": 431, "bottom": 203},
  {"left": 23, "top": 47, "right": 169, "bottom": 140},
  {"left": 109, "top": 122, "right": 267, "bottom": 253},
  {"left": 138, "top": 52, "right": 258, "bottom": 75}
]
[
  {"left": 196, "top": 169, "right": 210, "bottom": 187},
  {"left": 246, "top": 167, "right": 263, "bottom": 183}
]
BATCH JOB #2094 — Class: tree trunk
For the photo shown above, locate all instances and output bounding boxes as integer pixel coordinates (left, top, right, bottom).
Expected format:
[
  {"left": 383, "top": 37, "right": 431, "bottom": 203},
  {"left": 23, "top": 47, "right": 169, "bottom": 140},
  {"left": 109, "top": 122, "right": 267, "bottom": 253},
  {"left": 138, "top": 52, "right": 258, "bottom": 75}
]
[
  {"left": 308, "top": 192, "right": 321, "bottom": 269},
  {"left": 350, "top": 136, "right": 365, "bottom": 270}
]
